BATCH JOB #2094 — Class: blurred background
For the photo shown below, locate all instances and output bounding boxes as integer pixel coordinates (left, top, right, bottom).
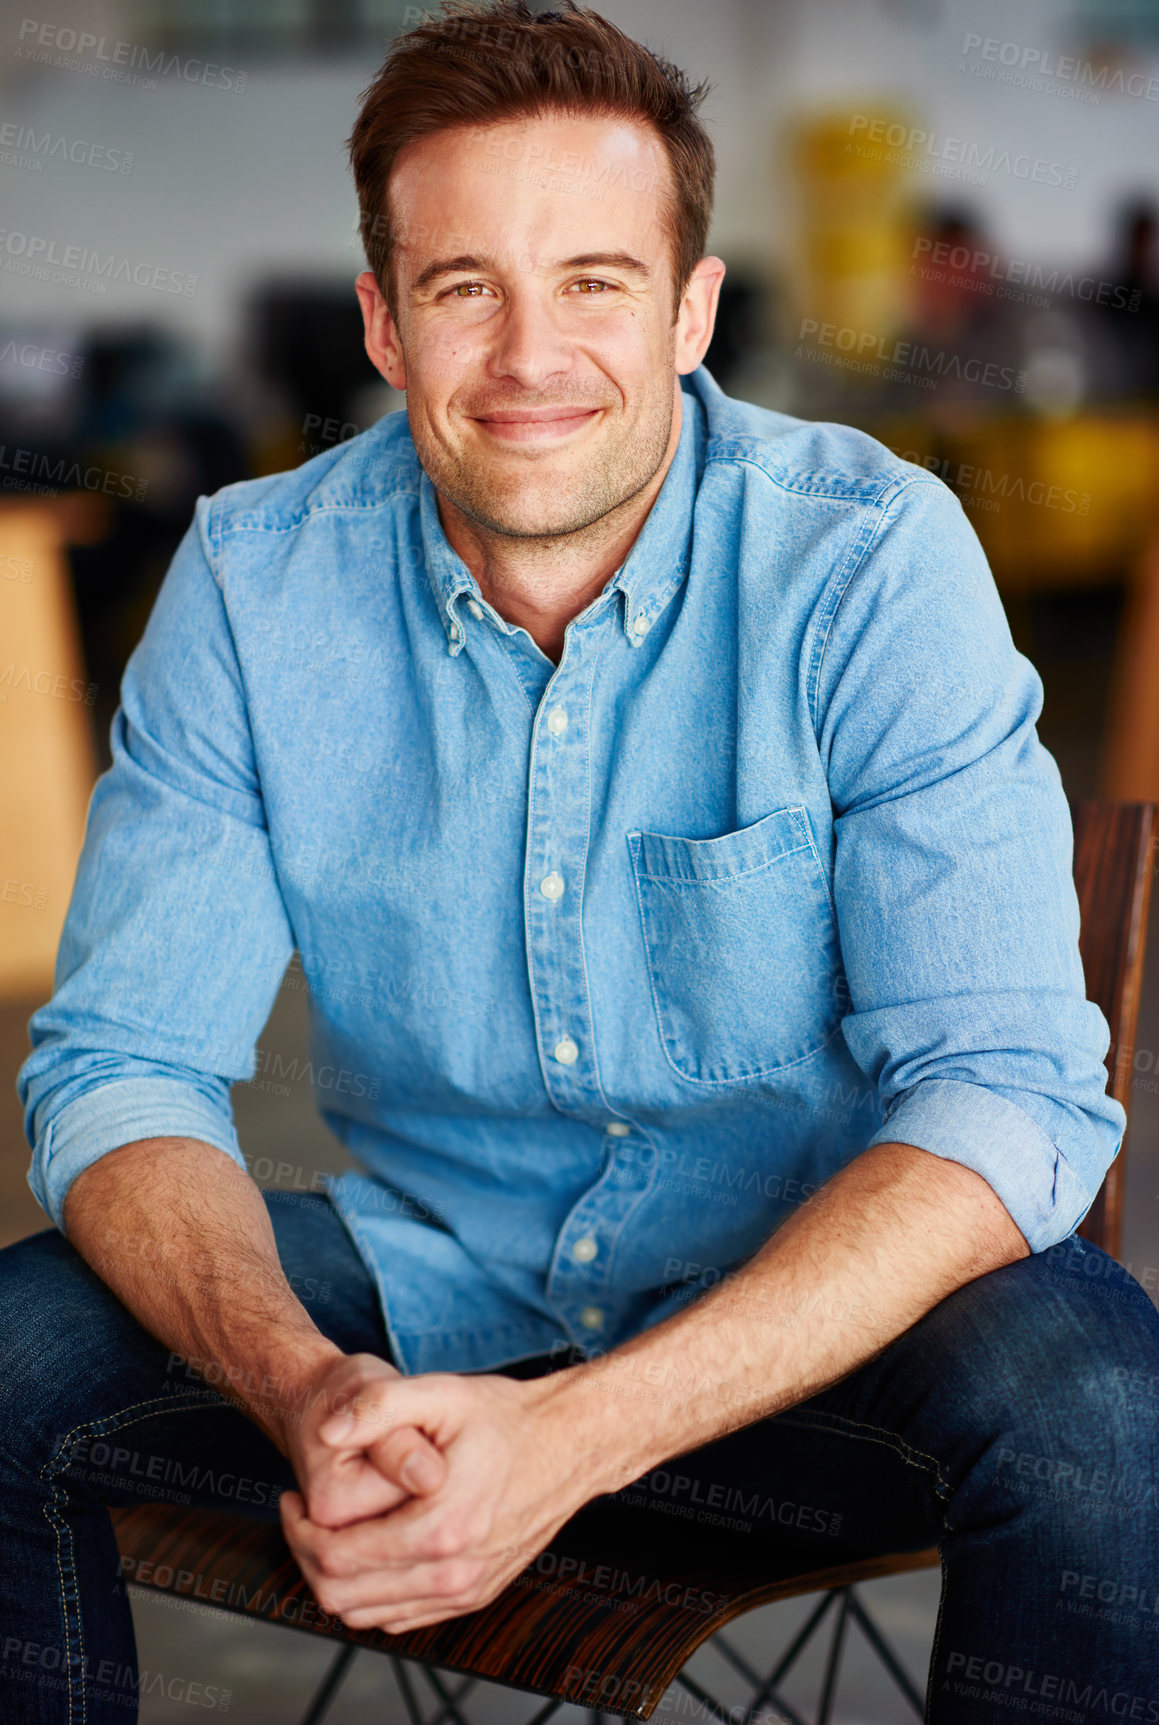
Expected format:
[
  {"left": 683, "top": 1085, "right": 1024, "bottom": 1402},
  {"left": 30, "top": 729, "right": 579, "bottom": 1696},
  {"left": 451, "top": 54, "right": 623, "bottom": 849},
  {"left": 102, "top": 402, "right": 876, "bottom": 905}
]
[{"left": 3, "top": 0, "right": 1159, "bottom": 1717}]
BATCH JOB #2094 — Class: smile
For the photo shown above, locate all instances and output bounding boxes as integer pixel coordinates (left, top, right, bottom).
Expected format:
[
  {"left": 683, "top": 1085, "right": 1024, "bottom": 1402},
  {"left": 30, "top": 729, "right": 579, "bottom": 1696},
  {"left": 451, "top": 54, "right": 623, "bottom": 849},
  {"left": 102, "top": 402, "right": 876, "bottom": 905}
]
[{"left": 469, "top": 408, "right": 603, "bottom": 445}]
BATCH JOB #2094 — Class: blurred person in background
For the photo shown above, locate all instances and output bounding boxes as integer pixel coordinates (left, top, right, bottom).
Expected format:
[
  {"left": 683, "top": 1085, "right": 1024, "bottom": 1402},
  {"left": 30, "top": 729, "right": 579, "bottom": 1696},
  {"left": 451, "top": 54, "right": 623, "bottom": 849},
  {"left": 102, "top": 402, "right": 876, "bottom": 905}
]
[
  {"left": 1087, "top": 196, "right": 1159, "bottom": 400},
  {"left": 4, "top": 2, "right": 1158, "bottom": 1720}
]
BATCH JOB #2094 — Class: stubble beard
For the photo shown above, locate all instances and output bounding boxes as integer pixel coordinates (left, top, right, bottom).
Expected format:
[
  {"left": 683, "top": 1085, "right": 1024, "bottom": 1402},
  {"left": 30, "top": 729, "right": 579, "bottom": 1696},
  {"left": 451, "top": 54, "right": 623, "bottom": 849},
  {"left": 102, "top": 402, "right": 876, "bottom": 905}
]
[{"left": 410, "top": 378, "right": 676, "bottom": 548}]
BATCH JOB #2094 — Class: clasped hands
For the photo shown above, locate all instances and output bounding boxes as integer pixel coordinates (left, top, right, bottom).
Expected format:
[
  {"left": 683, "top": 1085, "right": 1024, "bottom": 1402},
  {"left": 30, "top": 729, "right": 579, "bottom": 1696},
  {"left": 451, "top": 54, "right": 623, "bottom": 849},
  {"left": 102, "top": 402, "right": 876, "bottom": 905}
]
[{"left": 279, "top": 1352, "right": 591, "bottom": 1634}]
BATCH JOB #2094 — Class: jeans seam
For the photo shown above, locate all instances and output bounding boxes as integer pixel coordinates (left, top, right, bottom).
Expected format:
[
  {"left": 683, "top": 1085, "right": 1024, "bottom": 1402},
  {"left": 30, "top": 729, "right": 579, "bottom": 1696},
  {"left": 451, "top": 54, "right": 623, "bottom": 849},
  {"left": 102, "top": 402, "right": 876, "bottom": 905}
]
[
  {"left": 39, "top": 1390, "right": 228, "bottom": 1725},
  {"left": 928, "top": 1534, "right": 951, "bottom": 1723},
  {"left": 781, "top": 1408, "right": 955, "bottom": 1723},
  {"left": 778, "top": 1407, "right": 954, "bottom": 1501},
  {"left": 781, "top": 1407, "right": 951, "bottom": 1725}
]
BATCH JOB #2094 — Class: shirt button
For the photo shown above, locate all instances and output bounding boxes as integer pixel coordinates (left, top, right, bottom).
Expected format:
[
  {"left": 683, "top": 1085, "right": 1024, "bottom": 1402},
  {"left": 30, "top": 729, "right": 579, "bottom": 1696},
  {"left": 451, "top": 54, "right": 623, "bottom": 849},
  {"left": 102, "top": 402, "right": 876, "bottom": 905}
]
[
  {"left": 606, "top": 1121, "right": 630, "bottom": 1136},
  {"left": 632, "top": 613, "right": 651, "bottom": 636},
  {"left": 539, "top": 871, "right": 565, "bottom": 901},
  {"left": 466, "top": 598, "right": 484, "bottom": 620},
  {"left": 547, "top": 706, "right": 569, "bottom": 736},
  {"left": 572, "top": 1234, "right": 598, "bottom": 1263},
  {"left": 579, "top": 1305, "right": 604, "bottom": 1329},
  {"left": 553, "top": 1035, "right": 579, "bottom": 1065}
]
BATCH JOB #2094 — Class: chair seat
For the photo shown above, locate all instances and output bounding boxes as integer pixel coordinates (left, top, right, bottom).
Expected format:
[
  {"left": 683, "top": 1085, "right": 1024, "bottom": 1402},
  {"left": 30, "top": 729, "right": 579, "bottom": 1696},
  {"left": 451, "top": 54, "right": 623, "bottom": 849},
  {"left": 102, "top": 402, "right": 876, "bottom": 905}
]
[{"left": 111, "top": 1497, "right": 939, "bottom": 1717}]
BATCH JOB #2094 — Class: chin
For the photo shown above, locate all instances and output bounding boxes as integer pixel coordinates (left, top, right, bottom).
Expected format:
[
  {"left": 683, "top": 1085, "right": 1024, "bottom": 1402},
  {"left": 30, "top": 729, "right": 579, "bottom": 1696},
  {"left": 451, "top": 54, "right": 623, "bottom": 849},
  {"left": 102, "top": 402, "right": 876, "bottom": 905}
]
[
  {"left": 465, "top": 502, "right": 594, "bottom": 539},
  {"left": 452, "top": 478, "right": 603, "bottom": 539}
]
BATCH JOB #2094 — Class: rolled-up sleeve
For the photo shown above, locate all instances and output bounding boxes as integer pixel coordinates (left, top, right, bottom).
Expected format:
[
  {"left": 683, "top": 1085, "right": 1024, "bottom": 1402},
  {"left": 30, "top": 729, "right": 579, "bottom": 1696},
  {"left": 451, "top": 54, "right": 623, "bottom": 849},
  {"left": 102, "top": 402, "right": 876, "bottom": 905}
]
[
  {"left": 815, "top": 473, "right": 1124, "bottom": 1253},
  {"left": 16, "top": 493, "right": 295, "bottom": 1233}
]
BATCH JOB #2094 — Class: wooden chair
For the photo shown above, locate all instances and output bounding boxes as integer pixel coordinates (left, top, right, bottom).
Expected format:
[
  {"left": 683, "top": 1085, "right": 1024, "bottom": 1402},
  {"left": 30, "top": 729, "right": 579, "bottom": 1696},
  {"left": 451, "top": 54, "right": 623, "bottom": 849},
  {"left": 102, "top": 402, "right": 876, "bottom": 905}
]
[{"left": 110, "top": 799, "right": 1156, "bottom": 1725}]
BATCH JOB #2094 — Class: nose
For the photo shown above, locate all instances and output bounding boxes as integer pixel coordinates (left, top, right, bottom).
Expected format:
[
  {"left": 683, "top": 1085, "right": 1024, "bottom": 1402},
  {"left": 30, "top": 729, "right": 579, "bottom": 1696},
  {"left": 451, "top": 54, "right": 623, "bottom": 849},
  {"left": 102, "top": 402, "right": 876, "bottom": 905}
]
[{"left": 486, "top": 272, "right": 574, "bottom": 392}]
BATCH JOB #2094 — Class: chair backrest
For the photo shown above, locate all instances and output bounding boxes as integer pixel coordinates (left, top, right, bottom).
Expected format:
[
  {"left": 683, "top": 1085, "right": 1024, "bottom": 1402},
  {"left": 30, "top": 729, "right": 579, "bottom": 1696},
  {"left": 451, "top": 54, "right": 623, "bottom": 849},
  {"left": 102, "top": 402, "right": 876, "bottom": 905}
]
[{"left": 1071, "top": 799, "right": 1156, "bottom": 1261}]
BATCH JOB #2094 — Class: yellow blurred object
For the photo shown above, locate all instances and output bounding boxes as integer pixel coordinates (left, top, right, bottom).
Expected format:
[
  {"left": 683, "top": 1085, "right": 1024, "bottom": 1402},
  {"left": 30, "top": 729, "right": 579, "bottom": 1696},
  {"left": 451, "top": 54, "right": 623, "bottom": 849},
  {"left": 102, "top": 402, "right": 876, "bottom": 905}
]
[
  {"left": 940, "top": 414, "right": 1159, "bottom": 591},
  {"left": 0, "top": 501, "right": 100, "bottom": 1001},
  {"left": 931, "top": 411, "right": 1159, "bottom": 804},
  {"left": 785, "top": 105, "right": 918, "bottom": 344}
]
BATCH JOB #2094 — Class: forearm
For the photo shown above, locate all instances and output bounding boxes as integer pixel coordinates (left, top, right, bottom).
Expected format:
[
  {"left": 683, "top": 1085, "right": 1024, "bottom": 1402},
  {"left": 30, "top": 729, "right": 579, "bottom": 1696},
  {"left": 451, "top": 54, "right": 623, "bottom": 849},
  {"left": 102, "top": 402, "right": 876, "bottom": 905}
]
[
  {"left": 535, "top": 1141, "right": 1029, "bottom": 1496},
  {"left": 63, "top": 1137, "right": 342, "bottom": 1453}
]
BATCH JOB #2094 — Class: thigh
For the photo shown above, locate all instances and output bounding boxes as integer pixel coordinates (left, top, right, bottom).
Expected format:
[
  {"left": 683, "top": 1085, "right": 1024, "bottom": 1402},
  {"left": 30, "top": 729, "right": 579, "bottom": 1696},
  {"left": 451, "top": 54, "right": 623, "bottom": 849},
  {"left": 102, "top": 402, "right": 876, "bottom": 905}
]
[
  {"left": 614, "top": 1233, "right": 1159, "bottom": 1567},
  {"left": 614, "top": 1381, "right": 942, "bottom": 1566},
  {"left": 801, "top": 1230, "right": 1159, "bottom": 1517},
  {"left": 0, "top": 1188, "right": 395, "bottom": 1518}
]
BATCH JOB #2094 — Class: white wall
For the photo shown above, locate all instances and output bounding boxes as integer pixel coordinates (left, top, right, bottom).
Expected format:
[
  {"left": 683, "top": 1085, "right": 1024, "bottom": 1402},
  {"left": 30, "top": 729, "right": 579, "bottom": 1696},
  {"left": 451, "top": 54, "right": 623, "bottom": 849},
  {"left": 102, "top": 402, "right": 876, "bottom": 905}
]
[{"left": 0, "top": 0, "right": 1155, "bottom": 363}]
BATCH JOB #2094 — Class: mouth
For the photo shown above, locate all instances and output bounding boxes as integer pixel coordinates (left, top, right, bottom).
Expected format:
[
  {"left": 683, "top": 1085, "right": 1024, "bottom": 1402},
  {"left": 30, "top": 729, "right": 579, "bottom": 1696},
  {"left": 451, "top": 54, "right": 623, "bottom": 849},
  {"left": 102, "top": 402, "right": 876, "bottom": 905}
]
[{"left": 468, "top": 406, "right": 604, "bottom": 445}]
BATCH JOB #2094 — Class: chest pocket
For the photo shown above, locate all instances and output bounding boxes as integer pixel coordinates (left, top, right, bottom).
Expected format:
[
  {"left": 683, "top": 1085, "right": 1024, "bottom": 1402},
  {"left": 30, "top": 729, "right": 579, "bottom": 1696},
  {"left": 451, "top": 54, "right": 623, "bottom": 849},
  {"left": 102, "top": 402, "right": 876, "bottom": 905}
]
[{"left": 627, "top": 805, "right": 845, "bottom": 1085}]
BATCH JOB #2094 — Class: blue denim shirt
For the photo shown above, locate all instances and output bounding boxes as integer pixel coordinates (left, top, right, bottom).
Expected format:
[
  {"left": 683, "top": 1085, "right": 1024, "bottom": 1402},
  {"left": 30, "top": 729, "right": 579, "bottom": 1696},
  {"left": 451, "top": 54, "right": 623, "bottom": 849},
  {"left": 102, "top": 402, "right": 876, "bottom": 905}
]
[{"left": 17, "top": 365, "right": 1124, "bottom": 1376}]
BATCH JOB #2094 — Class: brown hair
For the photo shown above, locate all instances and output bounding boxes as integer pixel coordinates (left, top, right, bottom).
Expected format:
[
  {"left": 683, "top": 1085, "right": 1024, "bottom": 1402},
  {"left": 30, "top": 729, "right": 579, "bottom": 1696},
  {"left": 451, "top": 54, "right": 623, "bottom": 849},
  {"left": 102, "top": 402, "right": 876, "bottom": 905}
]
[{"left": 346, "top": 0, "right": 715, "bottom": 318}]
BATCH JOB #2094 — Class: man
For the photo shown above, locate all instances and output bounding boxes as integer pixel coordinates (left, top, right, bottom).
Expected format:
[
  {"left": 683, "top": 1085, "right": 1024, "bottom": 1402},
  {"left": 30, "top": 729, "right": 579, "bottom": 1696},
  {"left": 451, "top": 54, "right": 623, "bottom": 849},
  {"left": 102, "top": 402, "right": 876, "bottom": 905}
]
[{"left": 5, "top": 2, "right": 1159, "bottom": 1719}]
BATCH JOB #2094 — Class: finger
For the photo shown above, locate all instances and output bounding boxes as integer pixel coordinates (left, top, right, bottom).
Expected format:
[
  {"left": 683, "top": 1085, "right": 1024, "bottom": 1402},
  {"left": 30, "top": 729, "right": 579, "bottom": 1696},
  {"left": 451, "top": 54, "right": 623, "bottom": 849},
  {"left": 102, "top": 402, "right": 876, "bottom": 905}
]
[
  {"left": 318, "top": 1383, "right": 398, "bottom": 1447},
  {"left": 305, "top": 1447, "right": 413, "bottom": 1528},
  {"left": 297, "top": 1553, "right": 486, "bottom": 1618},
  {"left": 287, "top": 1483, "right": 478, "bottom": 1582},
  {"left": 280, "top": 1489, "right": 307, "bottom": 1535},
  {"left": 342, "top": 1597, "right": 483, "bottom": 1633},
  {"left": 318, "top": 1372, "right": 463, "bottom": 1454},
  {"left": 335, "top": 1560, "right": 516, "bottom": 1631},
  {"left": 368, "top": 1426, "right": 447, "bottom": 1495}
]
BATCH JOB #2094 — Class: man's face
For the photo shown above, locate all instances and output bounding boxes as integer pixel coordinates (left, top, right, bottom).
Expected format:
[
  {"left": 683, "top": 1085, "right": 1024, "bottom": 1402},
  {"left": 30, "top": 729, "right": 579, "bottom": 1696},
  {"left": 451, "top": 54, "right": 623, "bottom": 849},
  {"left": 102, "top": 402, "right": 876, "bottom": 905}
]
[{"left": 358, "top": 112, "right": 720, "bottom": 540}]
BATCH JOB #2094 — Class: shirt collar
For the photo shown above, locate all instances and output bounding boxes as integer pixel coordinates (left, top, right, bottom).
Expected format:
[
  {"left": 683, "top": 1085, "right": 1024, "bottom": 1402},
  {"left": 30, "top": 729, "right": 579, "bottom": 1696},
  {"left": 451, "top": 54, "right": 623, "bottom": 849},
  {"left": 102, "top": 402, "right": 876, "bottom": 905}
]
[{"left": 419, "top": 374, "right": 707, "bottom": 657}]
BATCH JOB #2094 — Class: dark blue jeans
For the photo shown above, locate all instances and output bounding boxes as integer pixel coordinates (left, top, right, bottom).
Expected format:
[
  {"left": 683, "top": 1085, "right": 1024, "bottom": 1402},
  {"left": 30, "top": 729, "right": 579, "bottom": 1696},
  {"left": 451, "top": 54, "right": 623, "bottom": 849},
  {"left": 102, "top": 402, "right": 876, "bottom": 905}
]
[{"left": 2, "top": 1189, "right": 1159, "bottom": 1722}]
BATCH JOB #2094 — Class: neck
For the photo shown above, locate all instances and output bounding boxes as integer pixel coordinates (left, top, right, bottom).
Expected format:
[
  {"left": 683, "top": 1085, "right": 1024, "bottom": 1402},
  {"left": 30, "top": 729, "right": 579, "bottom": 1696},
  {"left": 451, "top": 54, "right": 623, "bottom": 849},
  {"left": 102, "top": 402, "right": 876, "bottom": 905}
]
[{"left": 437, "top": 381, "right": 683, "bottom": 664}]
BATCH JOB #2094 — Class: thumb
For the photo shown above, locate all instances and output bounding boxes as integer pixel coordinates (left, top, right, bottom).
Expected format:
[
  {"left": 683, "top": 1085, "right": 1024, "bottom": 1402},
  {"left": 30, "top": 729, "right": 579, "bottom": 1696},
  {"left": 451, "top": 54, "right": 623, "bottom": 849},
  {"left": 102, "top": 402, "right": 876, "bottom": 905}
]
[{"left": 373, "top": 1426, "right": 447, "bottom": 1496}]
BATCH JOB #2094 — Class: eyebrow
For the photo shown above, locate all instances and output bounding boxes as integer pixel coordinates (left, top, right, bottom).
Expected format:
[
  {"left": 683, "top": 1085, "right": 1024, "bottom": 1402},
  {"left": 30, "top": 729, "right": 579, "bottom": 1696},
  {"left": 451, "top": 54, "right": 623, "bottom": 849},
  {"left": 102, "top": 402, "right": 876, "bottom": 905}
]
[{"left": 411, "top": 251, "right": 652, "bottom": 292}]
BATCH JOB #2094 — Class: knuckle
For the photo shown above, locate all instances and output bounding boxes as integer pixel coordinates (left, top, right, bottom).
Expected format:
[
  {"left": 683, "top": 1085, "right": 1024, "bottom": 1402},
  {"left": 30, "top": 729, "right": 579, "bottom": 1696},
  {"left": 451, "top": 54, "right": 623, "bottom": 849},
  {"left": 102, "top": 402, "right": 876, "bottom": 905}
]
[
  {"left": 307, "top": 1489, "right": 342, "bottom": 1528},
  {"left": 426, "top": 1521, "right": 465, "bottom": 1560},
  {"left": 313, "top": 1542, "right": 345, "bottom": 1580},
  {"left": 437, "top": 1558, "right": 481, "bottom": 1598}
]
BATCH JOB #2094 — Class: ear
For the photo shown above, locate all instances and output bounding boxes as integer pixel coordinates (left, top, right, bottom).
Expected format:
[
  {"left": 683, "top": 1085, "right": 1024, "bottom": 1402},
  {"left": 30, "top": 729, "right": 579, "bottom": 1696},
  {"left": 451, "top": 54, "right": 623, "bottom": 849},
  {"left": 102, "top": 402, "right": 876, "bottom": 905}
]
[
  {"left": 355, "top": 270, "right": 406, "bottom": 392},
  {"left": 674, "top": 256, "right": 727, "bottom": 376}
]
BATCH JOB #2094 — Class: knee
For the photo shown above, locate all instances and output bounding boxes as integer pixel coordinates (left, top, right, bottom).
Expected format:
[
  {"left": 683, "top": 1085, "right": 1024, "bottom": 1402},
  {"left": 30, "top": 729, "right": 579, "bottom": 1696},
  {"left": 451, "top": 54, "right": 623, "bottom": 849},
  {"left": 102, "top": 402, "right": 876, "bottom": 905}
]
[
  {"left": 0, "top": 1231, "right": 119, "bottom": 1463},
  {"left": 925, "top": 1237, "right": 1159, "bottom": 1466}
]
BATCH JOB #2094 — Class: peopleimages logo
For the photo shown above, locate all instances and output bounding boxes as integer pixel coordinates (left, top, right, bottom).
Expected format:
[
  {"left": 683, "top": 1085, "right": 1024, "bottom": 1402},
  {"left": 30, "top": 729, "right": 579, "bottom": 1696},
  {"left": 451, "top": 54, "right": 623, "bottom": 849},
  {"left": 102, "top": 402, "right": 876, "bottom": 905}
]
[
  {"left": 943, "top": 1650, "right": 1159, "bottom": 1718},
  {"left": 960, "top": 32, "right": 1159, "bottom": 103},
  {"left": 0, "top": 123, "right": 133, "bottom": 173},
  {"left": 0, "top": 339, "right": 84, "bottom": 377},
  {"left": 847, "top": 113, "right": 1078, "bottom": 189},
  {"left": 15, "top": 18, "right": 248, "bottom": 91},
  {"left": 0, "top": 444, "right": 149, "bottom": 500},
  {"left": 0, "top": 230, "right": 197, "bottom": 296},
  {"left": 912, "top": 236, "right": 1141, "bottom": 312},
  {"left": 796, "top": 318, "right": 1025, "bottom": 393}
]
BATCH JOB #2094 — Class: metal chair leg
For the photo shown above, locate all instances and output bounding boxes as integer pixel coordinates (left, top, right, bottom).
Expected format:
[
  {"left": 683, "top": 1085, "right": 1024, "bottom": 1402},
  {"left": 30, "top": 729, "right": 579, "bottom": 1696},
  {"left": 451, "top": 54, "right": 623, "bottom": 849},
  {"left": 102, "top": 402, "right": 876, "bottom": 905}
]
[
  {"left": 391, "top": 1656, "right": 428, "bottom": 1725},
  {"left": 741, "top": 1588, "right": 838, "bottom": 1723},
  {"left": 846, "top": 1589, "right": 926, "bottom": 1718},
  {"left": 815, "top": 1588, "right": 851, "bottom": 1725},
  {"left": 674, "top": 1668, "right": 739, "bottom": 1724},
  {"left": 301, "top": 1581, "right": 921, "bottom": 1725},
  {"left": 298, "top": 1641, "right": 357, "bottom": 1725},
  {"left": 417, "top": 1664, "right": 476, "bottom": 1725}
]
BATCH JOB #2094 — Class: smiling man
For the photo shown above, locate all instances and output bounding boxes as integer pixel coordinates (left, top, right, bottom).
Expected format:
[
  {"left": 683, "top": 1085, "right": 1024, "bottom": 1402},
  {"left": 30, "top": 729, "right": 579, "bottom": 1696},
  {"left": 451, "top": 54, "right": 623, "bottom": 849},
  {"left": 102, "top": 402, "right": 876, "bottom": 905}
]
[{"left": 6, "top": 3, "right": 1159, "bottom": 1720}]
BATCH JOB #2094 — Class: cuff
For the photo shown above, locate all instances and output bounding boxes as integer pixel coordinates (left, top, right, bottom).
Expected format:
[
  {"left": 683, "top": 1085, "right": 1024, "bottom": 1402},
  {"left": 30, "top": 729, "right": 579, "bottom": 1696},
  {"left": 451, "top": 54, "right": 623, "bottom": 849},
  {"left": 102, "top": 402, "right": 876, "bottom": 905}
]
[
  {"left": 29, "top": 1077, "right": 247, "bottom": 1232},
  {"left": 865, "top": 1077, "right": 1109, "bottom": 1254}
]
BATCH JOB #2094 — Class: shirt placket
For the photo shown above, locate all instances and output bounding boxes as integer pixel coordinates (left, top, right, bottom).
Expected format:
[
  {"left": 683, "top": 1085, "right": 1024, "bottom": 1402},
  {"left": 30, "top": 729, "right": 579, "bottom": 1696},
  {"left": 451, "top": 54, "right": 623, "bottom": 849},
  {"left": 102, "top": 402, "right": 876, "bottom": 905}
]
[{"left": 521, "top": 612, "right": 655, "bottom": 1350}]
